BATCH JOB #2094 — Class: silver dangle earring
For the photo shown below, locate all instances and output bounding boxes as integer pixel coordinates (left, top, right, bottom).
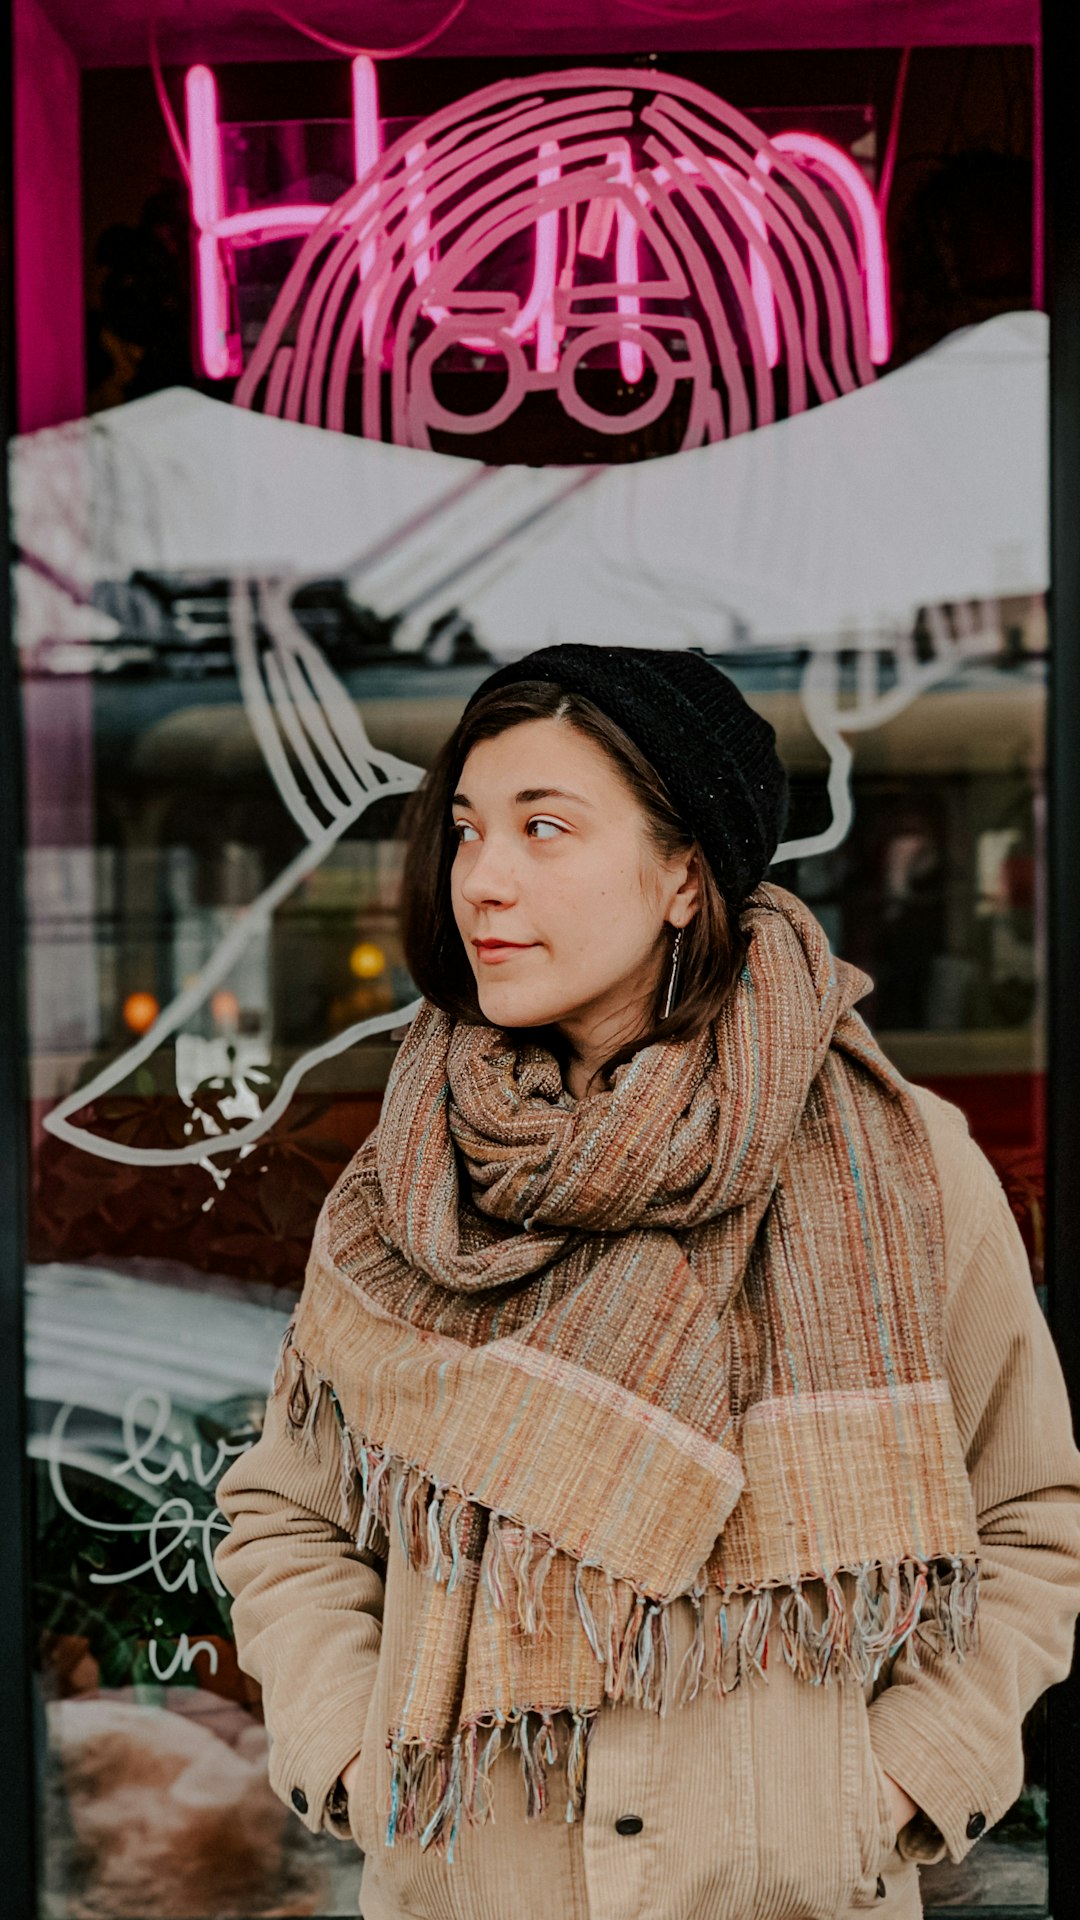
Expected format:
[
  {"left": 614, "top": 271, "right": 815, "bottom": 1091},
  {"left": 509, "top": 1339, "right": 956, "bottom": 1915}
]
[{"left": 662, "top": 926, "right": 684, "bottom": 1020}]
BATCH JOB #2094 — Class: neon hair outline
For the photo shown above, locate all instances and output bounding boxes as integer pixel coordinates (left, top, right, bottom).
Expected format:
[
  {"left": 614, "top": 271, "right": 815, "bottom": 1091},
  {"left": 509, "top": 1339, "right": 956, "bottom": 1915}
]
[{"left": 226, "top": 66, "right": 884, "bottom": 444}]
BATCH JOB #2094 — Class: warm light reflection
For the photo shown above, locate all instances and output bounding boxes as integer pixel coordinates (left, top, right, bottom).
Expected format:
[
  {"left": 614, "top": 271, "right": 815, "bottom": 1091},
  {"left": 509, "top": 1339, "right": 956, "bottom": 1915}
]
[
  {"left": 349, "top": 941, "right": 387, "bottom": 980},
  {"left": 123, "top": 992, "right": 160, "bottom": 1035},
  {"left": 211, "top": 989, "right": 241, "bottom": 1030}
]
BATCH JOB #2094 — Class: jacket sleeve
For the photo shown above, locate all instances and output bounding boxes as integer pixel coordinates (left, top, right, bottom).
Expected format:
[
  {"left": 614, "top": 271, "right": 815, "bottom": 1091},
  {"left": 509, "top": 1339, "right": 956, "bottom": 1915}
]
[
  {"left": 213, "top": 1357, "right": 385, "bottom": 1840},
  {"left": 867, "top": 1139, "right": 1080, "bottom": 1865}
]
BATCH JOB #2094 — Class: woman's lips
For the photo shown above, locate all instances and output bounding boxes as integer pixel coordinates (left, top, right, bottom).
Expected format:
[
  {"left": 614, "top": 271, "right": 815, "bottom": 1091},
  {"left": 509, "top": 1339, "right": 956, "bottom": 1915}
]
[{"left": 473, "top": 939, "right": 536, "bottom": 964}]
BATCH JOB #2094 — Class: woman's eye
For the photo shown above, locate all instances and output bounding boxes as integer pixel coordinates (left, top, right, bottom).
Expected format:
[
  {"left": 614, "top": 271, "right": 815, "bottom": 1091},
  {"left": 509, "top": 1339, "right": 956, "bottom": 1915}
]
[
  {"left": 527, "top": 817, "right": 565, "bottom": 840},
  {"left": 453, "top": 821, "right": 479, "bottom": 843}
]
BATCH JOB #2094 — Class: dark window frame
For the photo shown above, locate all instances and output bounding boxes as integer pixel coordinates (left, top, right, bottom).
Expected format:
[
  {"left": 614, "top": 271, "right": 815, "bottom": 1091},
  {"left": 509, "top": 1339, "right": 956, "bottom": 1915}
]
[
  {"left": 0, "top": 3, "right": 38, "bottom": 1916},
  {"left": 1045, "top": 0, "right": 1080, "bottom": 1909}
]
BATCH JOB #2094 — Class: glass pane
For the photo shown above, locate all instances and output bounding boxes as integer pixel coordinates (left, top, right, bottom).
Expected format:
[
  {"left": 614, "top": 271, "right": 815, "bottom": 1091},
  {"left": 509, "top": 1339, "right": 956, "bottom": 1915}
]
[{"left": 13, "top": 26, "right": 1050, "bottom": 1919}]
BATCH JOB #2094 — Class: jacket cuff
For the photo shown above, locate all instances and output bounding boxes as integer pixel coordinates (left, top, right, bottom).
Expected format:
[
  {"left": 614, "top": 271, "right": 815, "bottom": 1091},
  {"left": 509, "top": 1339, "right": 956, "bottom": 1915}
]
[
  {"left": 867, "top": 1686, "right": 1008, "bottom": 1865},
  {"left": 266, "top": 1680, "right": 373, "bottom": 1841}
]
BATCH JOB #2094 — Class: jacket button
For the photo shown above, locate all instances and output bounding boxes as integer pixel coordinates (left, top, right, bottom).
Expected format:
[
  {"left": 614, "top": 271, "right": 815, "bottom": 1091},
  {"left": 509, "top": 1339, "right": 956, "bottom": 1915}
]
[
  {"left": 615, "top": 1815, "right": 644, "bottom": 1836},
  {"left": 966, "top": 1811, "right": 986, "bottom": 1840},
  {"left": 291, "top": 1787, "right": 308, "bottom": 1815}
]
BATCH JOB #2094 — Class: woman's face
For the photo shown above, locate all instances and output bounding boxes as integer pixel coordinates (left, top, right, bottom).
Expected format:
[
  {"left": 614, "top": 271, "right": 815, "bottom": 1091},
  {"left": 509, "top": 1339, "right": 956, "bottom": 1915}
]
[{"left": 450, "top": 718, "right": 698, "bottom": 1066}]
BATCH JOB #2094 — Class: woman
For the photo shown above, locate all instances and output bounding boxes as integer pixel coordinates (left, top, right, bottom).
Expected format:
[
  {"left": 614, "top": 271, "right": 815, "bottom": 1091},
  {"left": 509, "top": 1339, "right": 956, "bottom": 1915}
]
[{"left": 215, "top": 644, "right": 1080, "bottom": 1920}]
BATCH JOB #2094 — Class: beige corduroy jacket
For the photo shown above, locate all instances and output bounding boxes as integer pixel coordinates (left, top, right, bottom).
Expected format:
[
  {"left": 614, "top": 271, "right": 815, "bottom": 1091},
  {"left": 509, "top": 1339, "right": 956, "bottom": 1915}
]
[{"left": 214, "top": 1085, "right": 1080, "bottom": 1920}]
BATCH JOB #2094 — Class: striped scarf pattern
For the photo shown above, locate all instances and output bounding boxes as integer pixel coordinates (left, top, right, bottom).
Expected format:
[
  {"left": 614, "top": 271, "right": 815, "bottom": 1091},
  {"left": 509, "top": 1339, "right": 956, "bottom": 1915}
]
[{"left": 276, "top": 883, "right": 979, "bottom": 1853}]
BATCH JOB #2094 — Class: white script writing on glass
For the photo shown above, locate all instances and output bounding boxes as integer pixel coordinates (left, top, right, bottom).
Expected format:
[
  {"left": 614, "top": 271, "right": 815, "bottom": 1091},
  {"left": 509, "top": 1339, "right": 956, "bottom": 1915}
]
[{"left": 46, "top": 1387, "right": 252, "bottom": 1598}]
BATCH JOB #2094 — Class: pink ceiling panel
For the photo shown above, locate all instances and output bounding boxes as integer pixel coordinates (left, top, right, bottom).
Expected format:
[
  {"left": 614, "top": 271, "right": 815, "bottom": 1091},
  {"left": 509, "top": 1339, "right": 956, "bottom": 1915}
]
[{"left": 37, "top": 0, "right": 1038, "bottom": 69}]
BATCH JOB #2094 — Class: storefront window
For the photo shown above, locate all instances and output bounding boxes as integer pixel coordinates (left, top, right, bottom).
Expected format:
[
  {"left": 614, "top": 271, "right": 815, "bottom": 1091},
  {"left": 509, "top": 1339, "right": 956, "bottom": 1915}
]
[{"left": 9, "top": 10, "right": 1055, "bottom": 1915}]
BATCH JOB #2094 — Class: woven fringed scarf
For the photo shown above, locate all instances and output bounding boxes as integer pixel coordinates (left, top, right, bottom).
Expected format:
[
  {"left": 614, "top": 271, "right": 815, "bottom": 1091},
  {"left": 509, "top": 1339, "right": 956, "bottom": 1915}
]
[{"left": 275, "top": 882, "right": 979, "bottom": 1856}]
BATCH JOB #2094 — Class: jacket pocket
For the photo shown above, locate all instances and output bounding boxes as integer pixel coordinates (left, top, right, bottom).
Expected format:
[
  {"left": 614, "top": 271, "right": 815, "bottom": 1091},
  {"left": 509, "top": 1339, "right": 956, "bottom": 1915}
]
[
  {"left": 727, "top": 1643, "right": 898, "bottom": 1919},
  {"left": 846, "top": 1686, "right": 899, "bottom": 1909},
  {"left": 347, "top": 1674, "right": 388, "bottom": 1857},
  {"left": 348, "top": 1776, "right": 372, "bottom": 1856}
]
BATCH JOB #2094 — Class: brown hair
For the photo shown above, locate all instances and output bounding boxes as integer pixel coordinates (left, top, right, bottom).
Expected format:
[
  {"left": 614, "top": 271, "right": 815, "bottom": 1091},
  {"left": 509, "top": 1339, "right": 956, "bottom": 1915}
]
[{"left": 398, "top": 681, "right": 750, "bottom": 1076}]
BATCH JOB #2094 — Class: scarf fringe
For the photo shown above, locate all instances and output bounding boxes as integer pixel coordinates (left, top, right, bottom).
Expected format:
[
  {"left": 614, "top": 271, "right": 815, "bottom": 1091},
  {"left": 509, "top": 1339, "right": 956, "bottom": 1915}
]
[
  {"left": 275, "top": 1323, "right": 980, "bottom": 1845},
  {"left": 385, "top": 1708, "right": 598, "bottom": 1856}
]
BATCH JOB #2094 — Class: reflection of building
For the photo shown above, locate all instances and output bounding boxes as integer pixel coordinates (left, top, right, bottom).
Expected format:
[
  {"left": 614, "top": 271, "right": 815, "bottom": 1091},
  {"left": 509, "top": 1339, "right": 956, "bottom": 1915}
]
[{"left": 86, "top": 569, "right": 494, "bottom": 679}]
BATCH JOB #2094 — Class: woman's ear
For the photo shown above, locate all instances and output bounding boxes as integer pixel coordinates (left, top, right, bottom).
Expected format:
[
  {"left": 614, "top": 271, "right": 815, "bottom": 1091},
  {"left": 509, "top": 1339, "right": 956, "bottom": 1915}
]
[{"left": 669, "top": 848, "right": 702, "bottom": 928}]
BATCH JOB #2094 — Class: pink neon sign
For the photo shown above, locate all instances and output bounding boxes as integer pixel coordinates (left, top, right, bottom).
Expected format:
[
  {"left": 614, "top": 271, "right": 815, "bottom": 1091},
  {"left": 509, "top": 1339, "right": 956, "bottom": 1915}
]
[
  {"left": 186, "top": 65, "right": 231, "bottom": 380},
  {"left": 755, "top": 131, "right": 891, "bottom": 366},
  {"left": 185, "top": 55, "right": 381, "bottom": 380},
  {"left": 187, "top": 66, "right": 886, "bottom": 451}
]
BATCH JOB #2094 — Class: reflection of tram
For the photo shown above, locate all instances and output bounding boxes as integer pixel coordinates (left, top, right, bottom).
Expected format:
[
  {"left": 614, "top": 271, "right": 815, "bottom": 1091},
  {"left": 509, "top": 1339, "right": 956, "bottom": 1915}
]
[
  {"left": 764, "top": 660, "right": 1045, "bottom": 1282},
  {"left": 28, "top": 644, "right": 1046, "bottom": 1289}
]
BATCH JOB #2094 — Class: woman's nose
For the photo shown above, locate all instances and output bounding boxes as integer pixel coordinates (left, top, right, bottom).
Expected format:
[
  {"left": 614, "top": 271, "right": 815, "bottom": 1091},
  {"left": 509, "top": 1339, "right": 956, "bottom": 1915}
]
[{"left": 458, "top": 838, "right": 518, "bottom": 906}]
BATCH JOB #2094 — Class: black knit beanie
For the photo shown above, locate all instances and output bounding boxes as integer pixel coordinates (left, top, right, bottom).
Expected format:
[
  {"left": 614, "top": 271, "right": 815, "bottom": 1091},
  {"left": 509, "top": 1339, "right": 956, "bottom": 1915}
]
[{"left": 464, "top": 644, "right": 789, "bottom": 908}]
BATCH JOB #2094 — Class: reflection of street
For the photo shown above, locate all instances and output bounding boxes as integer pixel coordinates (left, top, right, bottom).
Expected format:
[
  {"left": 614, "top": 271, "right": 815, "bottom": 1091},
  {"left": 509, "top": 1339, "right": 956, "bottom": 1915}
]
[
  {"left": 27, "top": 1260, "right": 285, "bottom": 1594},
  {"left": 43, "top": 1689, "right": 361, "bottom": 1918},
  {"left": 920, "top": 1829, "right": 1046, "bottom": 1913},
  {"left": 29, "top": 1258, "right": 365, "bottom": 1916},
  {"left": 44, "top": 1393, "right": 240, "bottom": 1598}
]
